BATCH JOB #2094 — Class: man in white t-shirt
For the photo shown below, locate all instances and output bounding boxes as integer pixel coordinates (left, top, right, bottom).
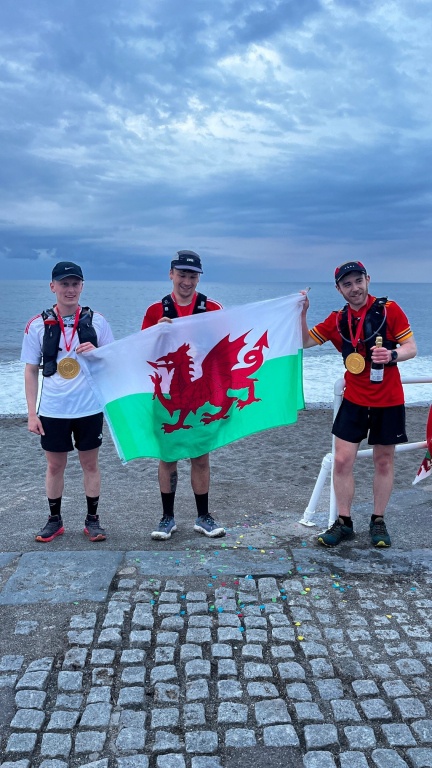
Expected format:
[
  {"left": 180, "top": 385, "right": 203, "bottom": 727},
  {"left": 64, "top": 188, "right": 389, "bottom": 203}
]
[{"left": 21, "top": 261, "right": 114, "bottom": 543}]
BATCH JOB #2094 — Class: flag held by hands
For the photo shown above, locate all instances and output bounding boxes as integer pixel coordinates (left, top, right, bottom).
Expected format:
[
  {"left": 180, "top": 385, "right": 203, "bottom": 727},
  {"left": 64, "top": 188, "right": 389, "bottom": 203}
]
[{"left": 80, "top": 294, "right": 305, "bottom": 463}]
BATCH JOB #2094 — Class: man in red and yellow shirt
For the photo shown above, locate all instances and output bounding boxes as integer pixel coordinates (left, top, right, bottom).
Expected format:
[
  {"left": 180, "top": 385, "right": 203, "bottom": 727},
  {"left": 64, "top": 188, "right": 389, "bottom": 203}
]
[
  {"left": 142, "top": 250, "right": 225, "bottom": 541},
  {"left": 302, "top": 261, "right": 417, "bottom": 548}
]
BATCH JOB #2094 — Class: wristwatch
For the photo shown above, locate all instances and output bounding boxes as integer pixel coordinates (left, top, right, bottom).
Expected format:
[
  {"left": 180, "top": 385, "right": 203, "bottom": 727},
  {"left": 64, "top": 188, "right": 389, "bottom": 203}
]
[{"left": 390, "top": 350, "right": 398, "bottom": 362}]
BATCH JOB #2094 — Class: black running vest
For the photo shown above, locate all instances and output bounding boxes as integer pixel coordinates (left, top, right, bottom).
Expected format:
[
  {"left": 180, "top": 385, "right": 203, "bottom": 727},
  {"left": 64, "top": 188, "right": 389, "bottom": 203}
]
[
  {"left": 338, "top": 297, "right": 397, "bottom": 364},
  {"left": 161, "top": 292, "right": 208, "bottom": 319},
  {"left": 41, "top": 306, "right": 98, "bottom": 377}
]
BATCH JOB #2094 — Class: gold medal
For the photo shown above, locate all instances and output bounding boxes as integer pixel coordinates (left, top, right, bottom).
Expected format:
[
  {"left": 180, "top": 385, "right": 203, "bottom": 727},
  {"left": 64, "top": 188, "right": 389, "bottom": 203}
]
[
  {"left": 345, "top": 352, "right": 365, "bottom": 374},
  {"left": 57, "top": 357, "right": 81, "bottom": 379}
]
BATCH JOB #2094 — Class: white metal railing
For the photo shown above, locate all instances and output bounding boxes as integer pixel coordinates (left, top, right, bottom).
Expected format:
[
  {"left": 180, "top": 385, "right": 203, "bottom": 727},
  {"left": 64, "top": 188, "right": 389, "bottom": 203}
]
[{"left": 299, "top": 376, "right": 432, "bottom": 528}]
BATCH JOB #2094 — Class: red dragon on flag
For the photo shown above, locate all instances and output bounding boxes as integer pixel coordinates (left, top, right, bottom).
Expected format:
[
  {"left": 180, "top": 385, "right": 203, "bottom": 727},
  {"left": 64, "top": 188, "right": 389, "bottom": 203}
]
[
  {"left": 413, "top": 405, "right": 432, "bottom": 484},
  {"left": 148, "top": 330, "right": 269, "bottom": 433}
]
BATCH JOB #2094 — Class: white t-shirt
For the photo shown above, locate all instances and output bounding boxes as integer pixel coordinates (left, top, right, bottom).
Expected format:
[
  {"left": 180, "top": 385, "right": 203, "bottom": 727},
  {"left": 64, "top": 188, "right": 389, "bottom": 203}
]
[{"left": 21, "top": 309, "right": 114, "bottom": 418}]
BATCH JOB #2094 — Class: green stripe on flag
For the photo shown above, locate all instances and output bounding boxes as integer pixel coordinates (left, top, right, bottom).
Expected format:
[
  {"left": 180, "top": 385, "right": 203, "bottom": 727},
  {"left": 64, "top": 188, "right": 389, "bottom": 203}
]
[{"left": 105, "top": 352, "right": 304, "bottom": 462}]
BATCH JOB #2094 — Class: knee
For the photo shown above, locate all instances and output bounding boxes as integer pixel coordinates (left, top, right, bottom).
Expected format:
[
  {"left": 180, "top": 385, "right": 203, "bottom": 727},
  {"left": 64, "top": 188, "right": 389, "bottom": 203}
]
[
  {"left": 374, "top": 452, "right": 394, "bottom": 475},
  {"left": 79, "top": 453, "right": 99, "bottom": 474},
  {"left": 333, "top": 451, "right": 354, "bottom": 476},
  {"left": 191, "top": 455, "right": 209, "bottom": 473},
  {"left": 46, "top": 454, "right": 67, "bottom": 474}
]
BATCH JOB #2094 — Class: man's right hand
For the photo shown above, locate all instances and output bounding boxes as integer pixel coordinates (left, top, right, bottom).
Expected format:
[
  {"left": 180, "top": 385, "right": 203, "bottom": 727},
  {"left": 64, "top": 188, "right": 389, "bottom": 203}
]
[
  {"left": 157, "top": 317, "right": 173, "bottom": 324},
  {"left": 28, "top": 414, "right": 45, "bottom": 435},
  {"left": 299, "top": 290, "right": 310, "bottom": 314}
]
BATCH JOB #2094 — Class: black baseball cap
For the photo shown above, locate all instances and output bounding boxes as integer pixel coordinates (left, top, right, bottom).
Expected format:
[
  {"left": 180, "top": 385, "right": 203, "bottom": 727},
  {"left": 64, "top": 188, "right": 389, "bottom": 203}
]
[
  {"left": 52, "top": 262, "right": 84, "bottom": 281},
  {"left": 335, "top": 260, "right": 367, "bottom": 284},
  {"left": 170, "top": 250, "right": 203, "bottom": 273}
]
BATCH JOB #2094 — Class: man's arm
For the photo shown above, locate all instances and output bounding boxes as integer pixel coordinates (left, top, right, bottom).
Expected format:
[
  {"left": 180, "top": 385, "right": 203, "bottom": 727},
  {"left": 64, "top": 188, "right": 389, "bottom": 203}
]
[
  {"left": 300, "top": 292, "right": 319, "bottom": 349},
  {"left": 396, "top": 336, "right": 417, "bottom": 362},
  {"left": 24, "top": 363, "right": 45, "bottom": 435}
]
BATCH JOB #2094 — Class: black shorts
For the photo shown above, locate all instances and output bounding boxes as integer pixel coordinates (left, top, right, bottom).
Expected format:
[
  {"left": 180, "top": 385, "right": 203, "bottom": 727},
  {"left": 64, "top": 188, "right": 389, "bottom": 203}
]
[
  {"left": 332, "top": 399, "right": 407, "bottom": 446},
  {"left": 40, "top": 413, "right": 104, "bottom": 453}
]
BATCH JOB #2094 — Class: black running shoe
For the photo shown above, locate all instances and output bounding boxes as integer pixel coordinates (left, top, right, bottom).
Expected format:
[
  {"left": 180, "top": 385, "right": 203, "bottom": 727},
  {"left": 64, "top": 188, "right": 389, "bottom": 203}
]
[
  {"left": 317, "top": 518, "right": 354, "bottom": 547},
  {"left": 84, "top": 515, "right": 107, "bottom": 542},
  {"left": 35, "top": 515, "right": 65, "bottom": 543},
  {"left": 370, "top": 517, "right": 391, "bottom": 547}
]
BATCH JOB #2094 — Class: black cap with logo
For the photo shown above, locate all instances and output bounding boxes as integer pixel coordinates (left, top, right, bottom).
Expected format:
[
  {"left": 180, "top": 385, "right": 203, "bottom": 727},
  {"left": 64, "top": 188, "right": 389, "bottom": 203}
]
[
  {"left": 52, "top": 262, "right": 84, "bottom": 281},
  {"left": 334, "top": 260, "right": 367, "bottom": 284},
  {"left": 170, "top": 250, "right": 203, "bottom": 273}
]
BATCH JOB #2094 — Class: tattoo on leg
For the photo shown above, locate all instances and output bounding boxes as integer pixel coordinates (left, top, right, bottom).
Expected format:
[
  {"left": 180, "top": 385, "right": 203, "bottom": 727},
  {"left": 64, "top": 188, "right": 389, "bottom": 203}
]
[{"left": 170, "top": 471, "right": 178, "bottom": 493}]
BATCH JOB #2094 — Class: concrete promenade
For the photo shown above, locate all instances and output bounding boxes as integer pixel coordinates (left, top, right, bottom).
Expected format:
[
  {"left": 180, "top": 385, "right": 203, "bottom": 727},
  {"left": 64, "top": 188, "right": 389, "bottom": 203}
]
[{"left": 1, "top": 411, "right": 432, "bottom": 767}]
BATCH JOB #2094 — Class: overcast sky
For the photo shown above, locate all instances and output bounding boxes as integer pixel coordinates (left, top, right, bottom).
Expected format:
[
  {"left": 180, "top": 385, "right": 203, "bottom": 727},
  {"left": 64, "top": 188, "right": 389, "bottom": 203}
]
[{"left": 1, "top": 0, "right": 431, "bottom": 282}]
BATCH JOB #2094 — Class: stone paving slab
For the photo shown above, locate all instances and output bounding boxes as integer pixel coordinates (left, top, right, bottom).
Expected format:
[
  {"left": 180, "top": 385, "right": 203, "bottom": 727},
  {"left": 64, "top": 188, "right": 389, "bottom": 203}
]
[
  {"left": 0, "top": 553, "right": 19, "bottom": 568},
  {"left": 290, "top": 548, "right": 432, "bottom": 576},
  {"left": 0, "top": 551, "right": 123, "bottom": 605},
  {"left": 126, "top": 549, "right": 292, "bottom": 577}
]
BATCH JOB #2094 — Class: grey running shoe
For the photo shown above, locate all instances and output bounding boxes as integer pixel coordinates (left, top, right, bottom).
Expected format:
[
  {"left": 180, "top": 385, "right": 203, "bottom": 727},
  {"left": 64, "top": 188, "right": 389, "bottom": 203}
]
[
  {"left": 151, "top": 516, "right": 177, "bottom": 540},
  {"left": 194, "top": 514, "right": 226, "bottom": 538},
  {"left": 370, "top": 517, "right": 391, "bottom": 547},
  {"left": 317, "top": 518, "right": 354, "bottom": 547},
  {"left": 84, "top": 515, "right": 107, "bottom": 542},
  {"left": 35, "top": 515, "right": 65, "bottom": 543}
]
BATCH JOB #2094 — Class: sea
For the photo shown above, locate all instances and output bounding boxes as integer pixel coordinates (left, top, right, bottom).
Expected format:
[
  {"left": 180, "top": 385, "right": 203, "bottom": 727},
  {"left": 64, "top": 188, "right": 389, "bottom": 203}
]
[{"left": 1, "top": 279, "right": 431, "bottom": 416}]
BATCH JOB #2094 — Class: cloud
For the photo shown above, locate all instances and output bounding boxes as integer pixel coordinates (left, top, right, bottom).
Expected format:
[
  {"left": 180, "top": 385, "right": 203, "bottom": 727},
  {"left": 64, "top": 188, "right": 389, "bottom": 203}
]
[{"left": 0, "top": 0, "right": 431, "bottom": 281}]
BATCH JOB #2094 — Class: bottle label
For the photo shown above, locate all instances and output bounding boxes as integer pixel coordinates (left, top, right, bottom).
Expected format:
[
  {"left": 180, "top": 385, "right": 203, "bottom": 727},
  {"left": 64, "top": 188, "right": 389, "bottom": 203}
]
[{"left": 370, "top": 367, "right": 384, "bottom": 383}]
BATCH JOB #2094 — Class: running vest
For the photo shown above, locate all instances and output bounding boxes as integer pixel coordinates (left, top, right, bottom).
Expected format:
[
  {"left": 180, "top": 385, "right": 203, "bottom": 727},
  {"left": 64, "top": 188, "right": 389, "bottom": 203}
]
[
  {"left": 161, "top": 292, "right": 207, "bottom": 319},
  {"left": 41, "top": 306, "right": 98, "bottom": 377},
  {"left": 338, "top": 297, "right": 397, "bottom": 364}
]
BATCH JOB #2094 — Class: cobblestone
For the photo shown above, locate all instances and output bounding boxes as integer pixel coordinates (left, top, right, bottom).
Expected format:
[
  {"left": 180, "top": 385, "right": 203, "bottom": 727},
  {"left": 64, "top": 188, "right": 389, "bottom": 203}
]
[{"left": 2, "top": 566, "right": 432, "bottom": 767}]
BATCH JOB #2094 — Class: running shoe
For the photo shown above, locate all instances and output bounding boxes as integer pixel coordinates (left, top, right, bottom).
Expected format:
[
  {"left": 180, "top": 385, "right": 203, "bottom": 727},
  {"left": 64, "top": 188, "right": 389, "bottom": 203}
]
[
  {"left": 84, "top": 515, "right": 107, "bottom": 542},
  {"left": 370, "top": 517, "right": 391, "bottom": 547},
  {"left": 151, "top": 516, "right": 177, "bottom": 540},
  {"left": 317, "top": 518, "right": 354, "bottom": 547},
  {"left": 194, "top": 514, "right": 226, "bottom": 538},
  {"left": 35, "top": 515, "right": 65, "bottom": 543}
]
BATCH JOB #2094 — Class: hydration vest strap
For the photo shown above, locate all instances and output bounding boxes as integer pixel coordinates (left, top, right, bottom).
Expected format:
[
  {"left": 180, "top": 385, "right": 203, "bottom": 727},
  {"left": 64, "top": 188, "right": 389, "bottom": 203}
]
[
  {"left": 161, "top": 292, "right": 208, "bottom": 319},
  {"left": 339, "top": 297, "right": 396, "bottom": 364},
  {"left": 41, "top": 306, "right": 97, "bottom": 377}
]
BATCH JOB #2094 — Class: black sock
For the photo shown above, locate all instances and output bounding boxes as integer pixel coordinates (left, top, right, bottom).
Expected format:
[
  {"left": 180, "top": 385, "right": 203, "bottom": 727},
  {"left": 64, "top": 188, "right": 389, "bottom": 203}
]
[
  {"left": 339, "top": 515, "right": 353, "bottom": 528},
  {"left": 86, "top": 496, "right": 99, "bottom": 517},
  {"left": 161, "top": 492, "right": 175, "bottom": 518},
  {"left": 48, "top": 497, "right": 62, "bottom": 518},
  {"left": 194, "top": 492, "right": 209, "bottom": 518},
  {"left": 371, "top": 514, "right": 383, "bottom": 523}
]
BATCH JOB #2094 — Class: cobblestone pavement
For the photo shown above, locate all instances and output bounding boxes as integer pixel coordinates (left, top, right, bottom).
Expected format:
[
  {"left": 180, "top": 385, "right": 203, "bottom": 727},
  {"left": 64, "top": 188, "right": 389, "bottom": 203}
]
[{"left": 1, "top": 548, "right": 432, "bottom": 768}]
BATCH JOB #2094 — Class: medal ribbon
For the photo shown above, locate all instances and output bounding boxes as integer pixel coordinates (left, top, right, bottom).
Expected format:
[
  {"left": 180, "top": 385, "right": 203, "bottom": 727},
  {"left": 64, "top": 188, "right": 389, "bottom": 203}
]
[
  {"left": 347, "top": 303, "right": 369, "bottom": 352},
  {"left": 56, "top": 306, "right": 80, "bottom": 352}
]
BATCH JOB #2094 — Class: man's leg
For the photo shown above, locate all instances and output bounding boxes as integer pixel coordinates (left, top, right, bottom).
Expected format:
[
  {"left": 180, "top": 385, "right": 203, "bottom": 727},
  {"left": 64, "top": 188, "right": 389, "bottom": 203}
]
[
  {"left": 79, "top": 448, "right": 106, "bottom": 542},
  {"left": 35, "top": 451, "right": 68, "bottom": 542},
  {"left": 151, "top": 461, "right": 178, "bottom": 540},
  {"left": 332, "top": 437, "right": 359, "bottom": 517},
  {"left": 369, "top": 443, "right": 394, "bottom": 547},
  {"left": 318, "top": 437, "right": 358, "bottom": 547},
  {"left": 190, "top": 454, "right": 210, "bottom": 496},
  {"left": 78, "top": 448, "right": 101, "bottom": 497},
  {"left": 372, "top": 444, "right": 395, "bottom": 516},
  {"left": 45, "top": 451, "right": 68, "bottom": 498},
  {"left": 192, "top": 454, "right": 225, "bottom": 538}
]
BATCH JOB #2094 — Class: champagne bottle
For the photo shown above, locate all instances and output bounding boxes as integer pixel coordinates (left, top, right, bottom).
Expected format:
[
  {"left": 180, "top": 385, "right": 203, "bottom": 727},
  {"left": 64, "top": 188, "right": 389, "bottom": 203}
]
[{"left": 370, "top": 335, "right": 384, "bottom": 383}]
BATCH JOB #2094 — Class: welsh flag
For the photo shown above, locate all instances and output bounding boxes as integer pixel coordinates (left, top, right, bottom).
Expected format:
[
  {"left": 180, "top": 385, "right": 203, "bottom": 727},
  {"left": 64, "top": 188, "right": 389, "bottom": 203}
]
[
  {"left": 80, "top": 294, "right": 305, "bottom": 463},
  {"left": 413, "top": 405, "right": 432, "bottom": 485}
]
